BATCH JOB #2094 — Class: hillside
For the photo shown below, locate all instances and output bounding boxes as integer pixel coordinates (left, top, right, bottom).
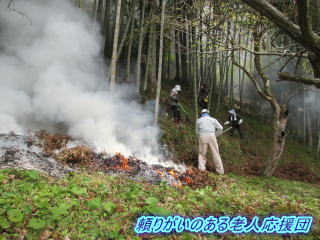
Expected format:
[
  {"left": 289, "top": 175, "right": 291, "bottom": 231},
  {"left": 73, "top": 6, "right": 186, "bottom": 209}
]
[
  {"left": 158, "top": 82, "right": 320, "bottom": 185},
  {"left": 1, "top": 85, "right": 319, "bottom": 239}
]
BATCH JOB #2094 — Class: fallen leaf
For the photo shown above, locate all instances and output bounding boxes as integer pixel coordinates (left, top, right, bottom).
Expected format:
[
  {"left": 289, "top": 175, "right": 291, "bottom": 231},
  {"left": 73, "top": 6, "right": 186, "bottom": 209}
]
[{"left": 39, "top": 230, "right": 52, "bottom": 240}]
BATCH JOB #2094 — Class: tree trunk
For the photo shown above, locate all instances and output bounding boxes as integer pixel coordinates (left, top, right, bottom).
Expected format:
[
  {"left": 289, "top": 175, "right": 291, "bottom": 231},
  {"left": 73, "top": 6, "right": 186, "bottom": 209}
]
[
  {"left": 92, "top": 0, "right": 97, "bottom": 19},
  {"left": 193, "top": 51, "right": 199, "bottom": 122},
  {"left": 96, "top": 0, "right": 103, "bottom": 24},
  {"left": 263, "top": 105, "right": 289, "bottom": 176},
  {"left": 143, "top": 24, "right": 153, "bottom": 91},
  {"left": 154, "top": 0, "right": 167, "bottom": 125},
  {"left": 317, "top": 129, "right": 320, "bottom": 161},
  {"left": 103, "top": 0, "right": 112, "bottom": 59},
  {"left": 240, "top": 32, "right": 250, "bottom": 112},
  {"left": 185, "top": 18, "right": 191, "bottom": 82},
  {"left": 307, "top": 106, "right": 313, "bottom": 146},
  {"left": 126, "top": 7, "right": 136, "bottom": 82},
  {"left": 109, "top": 0, "right": 122, "bottom": 89},
  {"left": 177, "top": 32, "right": 183, "bottom": 80},
  {"left": 208, "top": 57, "right": 217, "bottom": 111},
  {"left": 136, "top": 0, "right": 146, "bottom": 93}
]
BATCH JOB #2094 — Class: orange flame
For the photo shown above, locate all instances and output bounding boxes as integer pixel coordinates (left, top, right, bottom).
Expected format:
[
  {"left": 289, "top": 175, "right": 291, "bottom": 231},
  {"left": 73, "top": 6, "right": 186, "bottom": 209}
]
[
  {"left": 173, "top": 180, "right": 182, "bottom": 188},
  {"left": 156, "top": 170, "right": 165, "bottom": 177},
  {"left": 115, "top": 153, "right": 131, "bottom": 170},
  {"left": 169, "top": 170, "right": 176, "bottom": 177},
  {"left": 184, "top": 176, "right": 192, "bottom": 184}
]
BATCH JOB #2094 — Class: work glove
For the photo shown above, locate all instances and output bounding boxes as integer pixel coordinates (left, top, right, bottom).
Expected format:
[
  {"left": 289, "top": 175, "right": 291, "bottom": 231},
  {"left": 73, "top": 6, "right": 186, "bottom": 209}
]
[
  {"left": 239, "top": 119, "right": 243, "bottom": 125},
  {"left": 224, "top": 121, "right": 230, "bottom": 125}
]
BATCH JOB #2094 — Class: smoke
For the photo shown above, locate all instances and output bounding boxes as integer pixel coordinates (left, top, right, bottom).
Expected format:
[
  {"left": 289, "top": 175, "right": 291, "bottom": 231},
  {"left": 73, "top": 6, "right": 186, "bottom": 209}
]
[{"left": 0, "top": 0, "right": 181, "bottom": 169}]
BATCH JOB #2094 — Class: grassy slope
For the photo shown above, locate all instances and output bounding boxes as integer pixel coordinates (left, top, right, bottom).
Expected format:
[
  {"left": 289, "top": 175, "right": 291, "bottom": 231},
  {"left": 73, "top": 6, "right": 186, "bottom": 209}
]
[
  {"left": 0, "top": 169, "right": 319, "bottom": 240},
  {"left": 1, "top": 85, "right": 320, "bottom": 239},
  {"left": 158, "top": 83, "right": 320, "bottom": 181}
]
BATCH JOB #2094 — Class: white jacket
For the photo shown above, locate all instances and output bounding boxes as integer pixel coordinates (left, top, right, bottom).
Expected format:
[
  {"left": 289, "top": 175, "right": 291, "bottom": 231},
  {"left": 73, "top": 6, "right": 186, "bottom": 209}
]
[{"left": 196, "top": 116, "right": 223, "bottom": 136}]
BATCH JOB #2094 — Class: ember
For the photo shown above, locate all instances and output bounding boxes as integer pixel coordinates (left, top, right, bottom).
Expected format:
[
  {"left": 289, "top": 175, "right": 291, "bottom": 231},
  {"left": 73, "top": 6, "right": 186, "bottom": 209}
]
[
  {"left": 1, "top": 131, "right": 217, "bottom": 188},
  {"left": 184, "top": 176, "right": 192, "bottom": 184},
  {"left": 156, "top": 170, "right": 165, "bottom": 177},
  {"left": 168, "top": 170, "right": 176, "bottom": 177},
  {"left": 115, "top": 153, "right": 131, "bottom": 170}
]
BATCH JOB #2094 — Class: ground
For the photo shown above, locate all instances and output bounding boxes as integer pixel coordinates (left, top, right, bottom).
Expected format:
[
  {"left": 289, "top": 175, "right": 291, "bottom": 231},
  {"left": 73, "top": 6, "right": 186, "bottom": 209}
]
[
  {"left": 0, "top": 168, "right": 319, "bottom": 239},
  {"left": 0, "top": 85, "right": 320, "bottom": 239},
  {"left": 158, "top": 82, "right": 320, "bottom": 184}
]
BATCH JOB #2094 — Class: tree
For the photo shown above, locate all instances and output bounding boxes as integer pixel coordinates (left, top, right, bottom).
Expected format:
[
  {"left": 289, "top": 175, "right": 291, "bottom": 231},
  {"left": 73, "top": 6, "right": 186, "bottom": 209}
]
[
  {"left": 109, "top": 0, "right": 122, "bottom": 89},
  {"left": 136, "top": 0, "right": 146, "bottom": 93},
  {"left": 232, "top": 24, "right": 290, "bottom": 177},
  {"left": 240, "top": 0, "right": 320, "bottom": 88},
  {"left": 154, "top": 0, "right": 167, "bottom": 125}
]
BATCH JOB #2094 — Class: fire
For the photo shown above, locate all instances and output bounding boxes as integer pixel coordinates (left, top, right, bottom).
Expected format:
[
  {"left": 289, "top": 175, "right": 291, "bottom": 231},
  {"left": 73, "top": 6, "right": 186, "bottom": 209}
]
[
  {"left": 184, "top": 176, "right": 192, "bottom": 184},
  {"left": 173, "top": 180, "right": 182, "bottom": 188},
  {"left": 156, "top": 170, "right": 165, "bottom": 177},
  {"left": 115, "top": 153, "right": 131, "bottom": 170},
  {"left": 168, "top": 170, "right": 176, "bottom": 177}
]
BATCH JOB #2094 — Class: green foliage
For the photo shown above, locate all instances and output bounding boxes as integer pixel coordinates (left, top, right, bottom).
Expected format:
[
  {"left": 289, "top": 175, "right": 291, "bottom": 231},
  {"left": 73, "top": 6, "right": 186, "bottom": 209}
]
[
  {"left": 87, "top": 198, "right": 101, "bottom": 210},
  {"left": 145, "top": 196, "right": 159, "bottom": 205},
  {"left": 70, "top": 186, "right": 87, "bottom": 196},
  {"left": 7, "top": 209, "right": 23, "bottom": 223},
  {"left": 0, "top": 168, "right": 319, "bottom": 239},
  {"left": 27, "top": 218, "right": 46, "bottom": 230},
  {"left": 102, "top": 202, "right": 115, "bottom": 214},
  {"left": 0, "top": 218, "right": 10, "bottom": 229}
]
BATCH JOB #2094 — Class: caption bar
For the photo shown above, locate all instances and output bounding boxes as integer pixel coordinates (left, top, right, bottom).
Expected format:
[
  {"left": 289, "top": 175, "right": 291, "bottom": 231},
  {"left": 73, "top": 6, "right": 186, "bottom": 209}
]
[{"left": 134, "top": 215, "right": 313, "bottom": 234}]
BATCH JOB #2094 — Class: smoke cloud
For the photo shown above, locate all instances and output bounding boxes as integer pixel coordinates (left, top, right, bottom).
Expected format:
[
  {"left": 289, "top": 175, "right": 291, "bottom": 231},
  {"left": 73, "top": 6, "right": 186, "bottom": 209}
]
[{"left": 0, "top": 0, "right": 180, "bottom": 169}]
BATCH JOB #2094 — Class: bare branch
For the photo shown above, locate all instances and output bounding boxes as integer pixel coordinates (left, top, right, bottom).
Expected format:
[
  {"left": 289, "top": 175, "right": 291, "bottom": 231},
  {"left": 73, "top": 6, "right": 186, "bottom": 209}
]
[
  {"left": 7, "top": 0, "right": 32, "bottom": 24},
  {"left": 278, "top": 72, "right": 320, "bottom": 88},
  {"left": 231, "top": 49, "right": 272, "bottom": 101},
  {"left": 296, "top": 0, "right": 320, "bottom": 55}
]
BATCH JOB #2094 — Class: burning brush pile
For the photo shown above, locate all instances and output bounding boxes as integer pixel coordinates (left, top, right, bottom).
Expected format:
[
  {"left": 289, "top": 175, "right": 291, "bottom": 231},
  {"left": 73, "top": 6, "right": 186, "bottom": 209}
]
[{"left": 0, "top": 131, "right": 216, "bottom": 188}]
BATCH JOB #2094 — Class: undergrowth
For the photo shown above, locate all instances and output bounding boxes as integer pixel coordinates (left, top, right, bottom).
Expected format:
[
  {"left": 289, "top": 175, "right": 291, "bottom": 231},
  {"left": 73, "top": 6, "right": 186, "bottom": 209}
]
[{"left": 0, "top": 169, "right": 319, "bottom": 239}]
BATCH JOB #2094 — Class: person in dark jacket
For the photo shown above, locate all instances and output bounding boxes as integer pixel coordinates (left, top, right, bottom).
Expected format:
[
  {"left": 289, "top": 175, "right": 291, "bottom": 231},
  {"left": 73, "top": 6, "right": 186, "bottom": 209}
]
[
  {"left": 224, "top": 109, "right": 243, "bottom": 139},
  {"left": 170, "top": 85, "right": 181, "bottom": 124},
  {"left": 198, "top": 84, "right": 209, "bottom": 109}
]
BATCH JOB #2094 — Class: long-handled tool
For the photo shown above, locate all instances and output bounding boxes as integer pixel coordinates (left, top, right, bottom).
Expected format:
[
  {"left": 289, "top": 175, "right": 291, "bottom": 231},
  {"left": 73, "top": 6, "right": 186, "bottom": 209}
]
[
  {"left": 177, "top": 103, "right": 190, "bottom": 122},
  {"left": 216, "top": 127, "right": 232, "bottom": 137}
]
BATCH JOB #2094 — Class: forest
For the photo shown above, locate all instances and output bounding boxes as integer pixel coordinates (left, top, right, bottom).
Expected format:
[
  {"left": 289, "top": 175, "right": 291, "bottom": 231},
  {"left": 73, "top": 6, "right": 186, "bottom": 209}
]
[
  {"left": 0, "top": 0, "right": 319, "bottom": 239},
  {"left": 82, "top": 0, "right": 320, "bottom": 177}
]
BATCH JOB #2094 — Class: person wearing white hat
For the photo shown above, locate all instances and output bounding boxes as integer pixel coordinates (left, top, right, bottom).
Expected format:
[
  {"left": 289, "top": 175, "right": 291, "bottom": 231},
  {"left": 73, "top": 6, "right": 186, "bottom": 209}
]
[
  {"left": 170, "top": 85, "right": 182, "bottom": 124},
  {"left": 196, "top": 109, "right": 224, "bottom": 174},
  {"left": 224, "top": 109, "right": 243, "bottom": 139}
]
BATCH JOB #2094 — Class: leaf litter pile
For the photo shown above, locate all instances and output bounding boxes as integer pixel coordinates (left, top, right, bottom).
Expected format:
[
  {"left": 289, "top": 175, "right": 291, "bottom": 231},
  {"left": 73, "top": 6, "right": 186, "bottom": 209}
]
[{"left": 0, "top": 131, "right": 216, "bottom": 188}]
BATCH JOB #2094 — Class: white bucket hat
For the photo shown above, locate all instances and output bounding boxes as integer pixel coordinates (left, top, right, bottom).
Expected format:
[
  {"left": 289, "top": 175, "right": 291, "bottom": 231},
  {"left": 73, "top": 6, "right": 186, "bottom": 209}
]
[
  {"left": 229, "top": 109, "right": 236, "bottom": 114},
  {"left": 201, "top": 109, "right": 210, "bottom": 114},
  {"left": 175, "top": 85, "right": 181, "bottom": 91}
]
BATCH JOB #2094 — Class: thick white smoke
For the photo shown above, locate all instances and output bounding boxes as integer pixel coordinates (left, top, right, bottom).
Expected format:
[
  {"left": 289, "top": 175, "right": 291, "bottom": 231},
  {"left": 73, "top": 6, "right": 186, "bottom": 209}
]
[{"left": 0, "top": 0, "right": 181, "bottom": 169}]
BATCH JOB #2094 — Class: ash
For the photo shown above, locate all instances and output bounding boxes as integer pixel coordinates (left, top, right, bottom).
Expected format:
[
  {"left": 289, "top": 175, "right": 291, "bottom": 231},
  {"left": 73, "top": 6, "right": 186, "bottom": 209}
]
[
  {"left": 0, "top": 132, "right": 74, "bottom": 177},
  {"left": 0, "top": 132, "right": 195, "bottom": 186}
]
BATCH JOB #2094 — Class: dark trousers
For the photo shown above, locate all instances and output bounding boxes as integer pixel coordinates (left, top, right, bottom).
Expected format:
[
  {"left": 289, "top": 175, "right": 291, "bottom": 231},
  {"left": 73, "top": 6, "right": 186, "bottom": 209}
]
[
  {"left": 199, "top": 100, "right": 208, "bottom": 109},
  {"left": 171, "top": 105, "right": 181, "bottom": 123},
  {"left": 231, "top": 124, "right": 243, "bottom": 139}
]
